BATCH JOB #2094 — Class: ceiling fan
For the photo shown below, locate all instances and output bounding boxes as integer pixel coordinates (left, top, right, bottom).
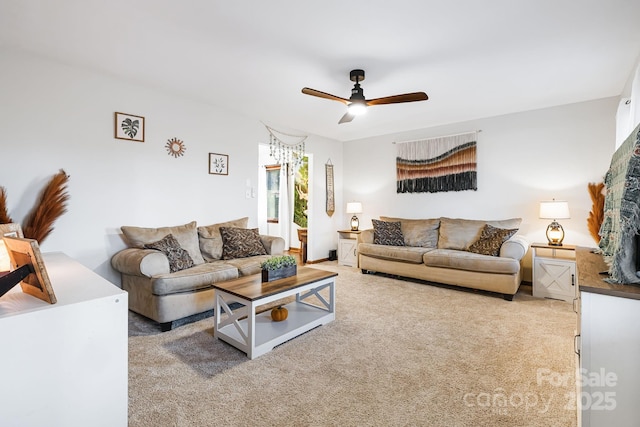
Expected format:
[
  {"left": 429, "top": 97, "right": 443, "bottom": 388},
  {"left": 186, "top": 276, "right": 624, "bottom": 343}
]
[{"left": 301, "top": 69, "right": 428, "bottom": 124}]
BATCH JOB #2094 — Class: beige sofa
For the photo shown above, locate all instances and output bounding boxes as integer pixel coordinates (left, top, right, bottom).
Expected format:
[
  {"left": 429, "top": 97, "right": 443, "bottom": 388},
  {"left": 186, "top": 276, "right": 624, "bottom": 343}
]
[
  {"left": 111, "top": 218, "right": 284, "bottom": 330},
  {"left": 358, "top": 217, "right": 529, "bottom": 300}
]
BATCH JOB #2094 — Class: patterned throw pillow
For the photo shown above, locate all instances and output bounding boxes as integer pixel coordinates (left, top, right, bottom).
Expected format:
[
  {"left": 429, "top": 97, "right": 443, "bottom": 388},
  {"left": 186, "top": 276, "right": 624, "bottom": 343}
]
[
  {"left": 144, "top": 233, "right": 195, "bottom": 273},
  {"left": 121, "top": 220, "right": 205, "bottom": 265},
  {"left": 197, "top": 217, "right": 249, "bottom": 261},
  {"left": 372, "top": 219, "right": 405, "bottom": 246},
  {"left": 219, "top": 227, "right": 268, "bottom": 259},
  {"left": 467, "top": 224, "right": 518, "bottom": 257}
]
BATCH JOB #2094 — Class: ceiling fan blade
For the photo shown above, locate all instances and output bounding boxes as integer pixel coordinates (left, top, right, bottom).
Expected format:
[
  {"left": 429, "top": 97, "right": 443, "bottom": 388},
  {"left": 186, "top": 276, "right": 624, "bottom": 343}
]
[
  {"left": 338, "top": 112, "right": 355, "bottom": 124},
  {"left": 366, "top": 92, "right": 429, "bottom": 106},
  {"left": 302, "top": 87, "right": 350, "bottom": 105}
]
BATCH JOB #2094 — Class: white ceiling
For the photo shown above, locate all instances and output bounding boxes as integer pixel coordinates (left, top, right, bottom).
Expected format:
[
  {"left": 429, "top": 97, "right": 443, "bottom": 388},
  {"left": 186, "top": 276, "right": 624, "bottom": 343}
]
[{"left": 2, "top": 1, "right": 640, "bottom": 142}]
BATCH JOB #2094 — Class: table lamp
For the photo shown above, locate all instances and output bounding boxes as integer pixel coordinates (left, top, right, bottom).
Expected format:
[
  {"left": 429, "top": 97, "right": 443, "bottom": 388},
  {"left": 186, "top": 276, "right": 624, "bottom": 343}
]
[
  {"left": 539, "top": 200, "right": 570, "bottom": 246},
  {"left": 346, "top": 202, "right": 363, "bottom": 231}
]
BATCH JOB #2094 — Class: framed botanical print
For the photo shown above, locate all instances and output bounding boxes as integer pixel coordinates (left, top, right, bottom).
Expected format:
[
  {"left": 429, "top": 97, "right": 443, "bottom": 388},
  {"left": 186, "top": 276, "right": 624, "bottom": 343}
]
[
  {"left": 209, "top": 153, "right": 228, "bottom": 175},
  {"left": 115, "top": 112, "right": 145, "bottom": 142}
]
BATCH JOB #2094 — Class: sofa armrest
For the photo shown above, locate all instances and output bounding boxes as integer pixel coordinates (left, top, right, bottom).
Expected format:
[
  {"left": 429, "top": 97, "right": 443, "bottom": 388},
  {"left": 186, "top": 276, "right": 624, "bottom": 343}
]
[
  {"left": 111, "top": 248, "right": 170, "bottom": 277},
  {"left": 358, "top": 229, "right": 374, "bottom": 244},
  {"left": 260, "top": 235, "right": 285, "bottom": 255},
  {"left": 500, "top": 235, "right": 530, "bottom": 261}
]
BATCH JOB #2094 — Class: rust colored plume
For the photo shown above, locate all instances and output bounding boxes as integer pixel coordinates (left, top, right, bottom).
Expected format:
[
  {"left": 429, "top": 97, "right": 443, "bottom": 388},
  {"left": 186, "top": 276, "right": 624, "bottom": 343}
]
[
  {"left": 22, "top": 170, "right": 70, "bottom": 243},
  {"left": 587, "top": 182, "right": 605, "bottom": 245},
  {"left": 0, "top": 186, "right": 12, "bottom": 224}
]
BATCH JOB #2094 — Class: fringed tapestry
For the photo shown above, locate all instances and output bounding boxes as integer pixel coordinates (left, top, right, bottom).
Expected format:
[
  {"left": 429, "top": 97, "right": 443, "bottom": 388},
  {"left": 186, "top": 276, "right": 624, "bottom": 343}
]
[
  {"left": 396, "top": 132, "right": 477, "bottom": 193},
  {"left": 599, "top": 123, "right": 640, "bottom": 284},
  {"left": 325, "top": 160, "right": 335, "bottom": 217}
]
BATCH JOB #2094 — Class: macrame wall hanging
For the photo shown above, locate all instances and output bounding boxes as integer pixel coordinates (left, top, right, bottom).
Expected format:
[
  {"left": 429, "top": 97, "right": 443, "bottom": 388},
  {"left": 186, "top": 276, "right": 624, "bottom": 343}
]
[
  {"left": 396, "top": 131, "right": 478, "bottom": 193},
  {"left": 325, "top": 159, "right": 335, "bottom": 217},
  {"left": 264, "top": 124, "right": 307, "bottom": 171}
]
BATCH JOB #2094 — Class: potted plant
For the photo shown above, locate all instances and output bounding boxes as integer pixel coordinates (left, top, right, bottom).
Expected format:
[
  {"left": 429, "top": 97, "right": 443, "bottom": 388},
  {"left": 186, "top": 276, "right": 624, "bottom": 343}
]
[{"left": 261, "top": 255, "right": 297, "bottom": 282}]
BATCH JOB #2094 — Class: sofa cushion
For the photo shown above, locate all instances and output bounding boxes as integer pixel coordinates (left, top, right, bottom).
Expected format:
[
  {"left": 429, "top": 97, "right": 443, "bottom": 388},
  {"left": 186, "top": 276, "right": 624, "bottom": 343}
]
[
  {"left": 437, "top": 217, "right": 522, "bottom": 250},
  {"left": 423, "top": 249, "right": 520, "bottom": 275},
  {"left": 220, "top": 227, "right": 267, "bottom": 259},
  {"left": 143, "top": 234, "right": 194, "bottom": 273},
  {"left": 467, "top": 224, "right": 519, "bottom": 257},
  {"left": 197, "top": 217, "right": 249, "bottom": 261},
  {"left": 380, "top": 217, "right": 439, "bottom": 247},
  {"left": 372, "top": 219, "right": 405, "bottom": 246},
  {"left": 359, "top": 243, "right": 433, "bottom": 264},
  {"left": 224, "top": 254, "right": 273, "bottom": 276},
  {"left": 150, "top": 261, "right": 239, "bottom": 296},
  {"left": 121, "top": 220, "right": 205, "bottom": 265}
]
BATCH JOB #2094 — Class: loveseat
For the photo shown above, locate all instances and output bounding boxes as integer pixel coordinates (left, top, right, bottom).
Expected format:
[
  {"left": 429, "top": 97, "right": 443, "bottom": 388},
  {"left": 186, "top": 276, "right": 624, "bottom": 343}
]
[
  {"left": 111, "top": 218, "right": 285, "bottom": 330},
  {"left": 358, "top": 217, "right": 529, "bottom": 300}
]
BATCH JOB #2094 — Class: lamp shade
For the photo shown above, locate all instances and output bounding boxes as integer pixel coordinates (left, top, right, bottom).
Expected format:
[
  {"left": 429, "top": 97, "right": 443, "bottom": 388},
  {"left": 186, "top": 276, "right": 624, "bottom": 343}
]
[
  {"left": 346, "top": 202, "right": 363, "bottom": 214},
  {"left": 539, "top": 200, "right": 570, "bottom": 220}
]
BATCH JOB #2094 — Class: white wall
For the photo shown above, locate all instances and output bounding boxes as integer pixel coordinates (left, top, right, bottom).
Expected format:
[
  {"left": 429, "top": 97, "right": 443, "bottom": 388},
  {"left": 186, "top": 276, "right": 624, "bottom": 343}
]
[
  {"left": 0, "top": 49, "right": 344, "bottom": 283},
  {"left": 616, "top": 59, "right": 640, "bottom": 146},
  {"left": 305, "top": 136, "right": 345, "bottom": 261},
  {"left": 0, "top": 48, "right": 621, "bottom": 285},
  {"left": 344, "top": 97, "right": 618, "bottom": 278}
]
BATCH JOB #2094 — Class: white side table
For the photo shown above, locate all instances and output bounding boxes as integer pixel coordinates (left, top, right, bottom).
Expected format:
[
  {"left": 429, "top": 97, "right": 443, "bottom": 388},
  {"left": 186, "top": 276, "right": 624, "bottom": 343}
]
[
  {"left": 531, "top": 242, "right": 576, "bottom": 302},
  {"left": 337, "top": 230, "right": 361, "bottom": 267}
]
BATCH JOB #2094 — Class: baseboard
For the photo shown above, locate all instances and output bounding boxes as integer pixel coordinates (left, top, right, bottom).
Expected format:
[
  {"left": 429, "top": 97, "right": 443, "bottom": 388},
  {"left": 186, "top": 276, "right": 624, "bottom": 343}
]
[{"left": 306, "top": 257, "right": 329, "bottom": 264}]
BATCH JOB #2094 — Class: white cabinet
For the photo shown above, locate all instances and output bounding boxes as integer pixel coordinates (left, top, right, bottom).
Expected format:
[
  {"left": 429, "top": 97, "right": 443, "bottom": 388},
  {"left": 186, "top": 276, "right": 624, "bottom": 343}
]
[
  {"left": 576, "top": 246, "right": 640, "bottom": 427},
  {"left": 0, "top": 252, "right": 128, "bottom": 427},
  {"left": 532, "top": 243, "right": 576, "bottom": 302},
  {"left": 580, "top": 291, "right": 640, "bottom": 426},
  {"left": 337, "top": 230, "right": 360, "bottom": 267}
]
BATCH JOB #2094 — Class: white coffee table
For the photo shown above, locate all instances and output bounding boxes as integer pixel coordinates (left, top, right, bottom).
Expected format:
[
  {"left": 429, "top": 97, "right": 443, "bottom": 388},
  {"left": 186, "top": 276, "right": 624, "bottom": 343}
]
[{"left": 213, "top": 267, "right": 337, "bottom": 359}]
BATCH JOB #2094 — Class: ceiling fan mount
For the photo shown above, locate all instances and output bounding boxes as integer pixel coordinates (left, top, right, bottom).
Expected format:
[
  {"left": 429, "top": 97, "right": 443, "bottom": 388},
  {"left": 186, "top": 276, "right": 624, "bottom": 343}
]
[
  {"left": 349, "top": 69, "right": 365, "bottom": 83},
  {"left": 301, "top": 69, "right": 428, "bottom": 124}
]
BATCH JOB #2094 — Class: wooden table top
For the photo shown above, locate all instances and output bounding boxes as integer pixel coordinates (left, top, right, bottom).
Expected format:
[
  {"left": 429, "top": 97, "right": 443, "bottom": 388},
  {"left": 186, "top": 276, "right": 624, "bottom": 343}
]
[
  {"left": 213, "top": 267, "right": 338, "bottom": 302},
  {"left": 576, "top": 246, "right": 640, "bottom": 300}
]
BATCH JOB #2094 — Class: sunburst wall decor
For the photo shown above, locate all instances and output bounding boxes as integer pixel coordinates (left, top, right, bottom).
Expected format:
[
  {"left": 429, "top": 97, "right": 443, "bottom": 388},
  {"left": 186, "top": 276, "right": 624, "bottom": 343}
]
[{"left": 166, "top": 138, "right": 186, "bottom": 158}]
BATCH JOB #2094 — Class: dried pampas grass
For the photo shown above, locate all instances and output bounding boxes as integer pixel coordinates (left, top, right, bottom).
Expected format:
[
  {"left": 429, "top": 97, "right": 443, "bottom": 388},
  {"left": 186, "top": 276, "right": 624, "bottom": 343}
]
[
  {"left": 0, "top": 186, "right": 12, "bottom": 224},
  {"left": 22, "top": 170, "right": 70, "bottom": 243},
  {"left": 587, "top": 182, "right": 605, "bottom": 245}
]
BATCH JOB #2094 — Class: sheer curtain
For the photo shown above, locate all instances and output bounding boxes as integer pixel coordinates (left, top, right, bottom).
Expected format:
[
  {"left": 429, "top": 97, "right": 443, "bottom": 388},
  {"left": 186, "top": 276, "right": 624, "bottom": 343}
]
[{"left": 278, "top": 164, "right": 292, "bottom": 251}]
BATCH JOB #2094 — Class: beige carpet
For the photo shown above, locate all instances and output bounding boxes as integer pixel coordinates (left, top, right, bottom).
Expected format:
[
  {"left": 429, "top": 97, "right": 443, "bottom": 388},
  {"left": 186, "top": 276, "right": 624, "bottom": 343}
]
[{"left": 128, "top": 262, "right": 577, "bottom": 427}]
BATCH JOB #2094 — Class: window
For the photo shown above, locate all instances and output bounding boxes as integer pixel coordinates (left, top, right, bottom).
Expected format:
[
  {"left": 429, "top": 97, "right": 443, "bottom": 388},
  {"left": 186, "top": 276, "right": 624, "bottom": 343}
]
[
  {"left": 266, "top": 165, "right": 281, "bottom": 223},
  {"left": 294, "top": 156, "right": 308, "bottom": 228}
]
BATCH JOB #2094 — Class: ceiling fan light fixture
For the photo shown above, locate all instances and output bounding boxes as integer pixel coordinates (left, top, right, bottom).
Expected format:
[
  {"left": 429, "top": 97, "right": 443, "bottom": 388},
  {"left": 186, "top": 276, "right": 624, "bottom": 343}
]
[
  {"left": 347, "top": 100, "right": 367, "bottom": 116},
  {"left": 301, "top": 68, "right": 428, "bottom": 123}
]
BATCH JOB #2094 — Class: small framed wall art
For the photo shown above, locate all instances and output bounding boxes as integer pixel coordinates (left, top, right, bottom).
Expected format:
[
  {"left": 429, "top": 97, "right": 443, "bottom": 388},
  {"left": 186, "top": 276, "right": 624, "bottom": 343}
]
[
  {"left": 166, "top": 137, "right": 186, "bottom": 158},
  {"left": 209, "top": 153, "right": 228, "bottom": 175},
  {"left": 115, "top": 112, "right": 145, "bottom": 142}
]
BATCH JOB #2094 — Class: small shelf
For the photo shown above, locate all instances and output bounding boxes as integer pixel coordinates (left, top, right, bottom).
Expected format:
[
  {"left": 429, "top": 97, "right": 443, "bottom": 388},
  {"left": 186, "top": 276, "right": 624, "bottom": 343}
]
[{"left": 217, "top": 301, "right": 333, "bottom": 349}]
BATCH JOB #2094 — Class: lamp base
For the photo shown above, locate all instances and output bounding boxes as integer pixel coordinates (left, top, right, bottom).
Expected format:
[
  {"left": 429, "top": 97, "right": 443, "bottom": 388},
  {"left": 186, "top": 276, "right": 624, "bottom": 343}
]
[
  {"left": 350, "top": 215, "right": 359, "bottom": 231},
  {"left": 546, "top": 221, "right": 565, "bottom": 247}
]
